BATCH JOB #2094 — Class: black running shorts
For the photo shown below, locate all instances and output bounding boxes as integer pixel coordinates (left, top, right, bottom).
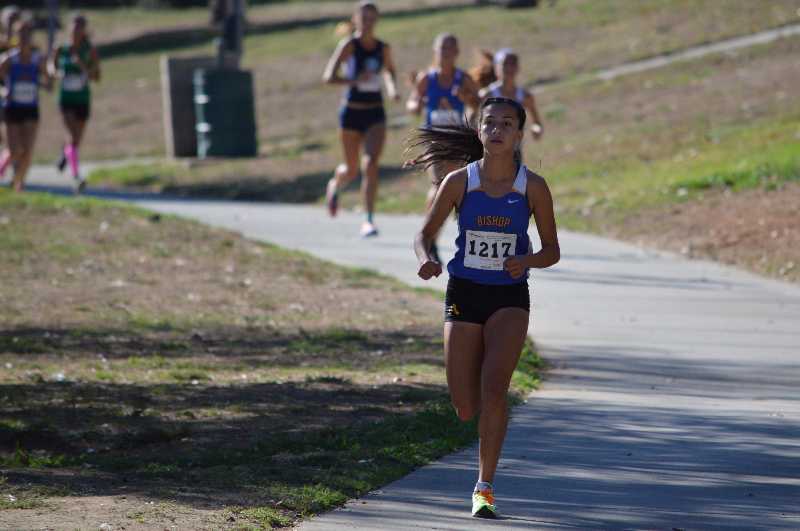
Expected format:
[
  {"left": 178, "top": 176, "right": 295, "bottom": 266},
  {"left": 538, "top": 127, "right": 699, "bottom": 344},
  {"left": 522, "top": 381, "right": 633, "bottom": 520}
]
[
  {"left": 339, "top": 105, "right": 386, "bottom": 133},
  {"left": 4, "top": 106, "right": 39, "bottom": 123},
  {"left": 444, "top": 275, "right": 530, "bottom": 325},
  {"left": 60, "top": 102, "right": 91, "bottom": 121}
]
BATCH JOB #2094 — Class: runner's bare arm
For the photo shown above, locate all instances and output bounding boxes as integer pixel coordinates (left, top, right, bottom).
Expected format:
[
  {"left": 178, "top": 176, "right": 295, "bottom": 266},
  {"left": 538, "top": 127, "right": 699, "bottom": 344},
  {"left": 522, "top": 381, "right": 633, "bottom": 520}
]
[
  {"left": 39, "top": 55, "right": 53, "bottom": 91},
  {"left": 322, "top": 38, "right": 356, "bottom": 86},
  {"left": 382, "top": 43, "right": 400, "bottom": 101},
  {"left": 406, "top": 70, "right": 428, "bottom": 114},
  {"left": 523, "top": 90, "right": 543, "bottom": 139},
  {"left": 89, "top": 46, "right": 100, "bottom": 82},
  {"left": 46, "top": 52, "right": 58, "bottom": 79},
  {"left": 415, "top": 169, "right": 467, "bottom": 278},
  {"left": 524, "top": 172, "right": 559, "bottom": 268}
]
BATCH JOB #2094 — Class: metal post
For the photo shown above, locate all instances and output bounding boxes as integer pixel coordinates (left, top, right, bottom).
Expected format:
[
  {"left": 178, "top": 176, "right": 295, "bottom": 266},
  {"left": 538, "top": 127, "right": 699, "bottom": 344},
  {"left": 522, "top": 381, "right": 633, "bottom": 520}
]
[
  {"left": 46, "top": 0, "right": 58, "bottom": 54},
  {"left": 220, "top": 0, "right": 244, "bottom": 69},
  {"left": 233, "top": 0, "right": 243, "bottom": 58}
]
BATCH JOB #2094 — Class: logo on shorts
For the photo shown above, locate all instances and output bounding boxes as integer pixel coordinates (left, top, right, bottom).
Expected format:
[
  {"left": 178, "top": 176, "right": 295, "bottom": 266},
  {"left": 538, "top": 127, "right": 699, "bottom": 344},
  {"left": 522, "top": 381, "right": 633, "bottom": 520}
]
[{"left": 447, "top": 304, "right": 461, "bottom": 317}]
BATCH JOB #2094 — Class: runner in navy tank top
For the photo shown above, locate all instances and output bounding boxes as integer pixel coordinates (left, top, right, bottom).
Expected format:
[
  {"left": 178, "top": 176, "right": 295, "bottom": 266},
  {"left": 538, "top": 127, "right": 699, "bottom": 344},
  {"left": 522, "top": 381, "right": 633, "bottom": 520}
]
[
  {"left": 406, "top": 33, "right": 478, "bottom": 262},
  {"left": 0, "top": 14, "right": 51, "bottom": 192},
  {"left": 322, "top": 1, "right": 399, "bottom": 238},
  {"left": 408, "top": 97, "right": 560, "bottom": 519}
]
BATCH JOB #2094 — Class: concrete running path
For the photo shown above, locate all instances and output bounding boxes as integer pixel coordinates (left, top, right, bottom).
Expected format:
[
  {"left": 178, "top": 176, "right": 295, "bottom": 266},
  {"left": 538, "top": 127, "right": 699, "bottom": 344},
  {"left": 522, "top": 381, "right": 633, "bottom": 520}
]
[{"left": 36, "top": 189, "right": 791, "bottom": 530}]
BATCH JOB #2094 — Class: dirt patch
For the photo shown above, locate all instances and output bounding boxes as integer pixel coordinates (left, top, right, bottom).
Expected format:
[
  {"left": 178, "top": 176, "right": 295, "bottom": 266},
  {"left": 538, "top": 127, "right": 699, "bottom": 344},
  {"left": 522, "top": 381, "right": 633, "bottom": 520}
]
[{"left": 610, "top": 182, "right": 800, "bottom": 283}]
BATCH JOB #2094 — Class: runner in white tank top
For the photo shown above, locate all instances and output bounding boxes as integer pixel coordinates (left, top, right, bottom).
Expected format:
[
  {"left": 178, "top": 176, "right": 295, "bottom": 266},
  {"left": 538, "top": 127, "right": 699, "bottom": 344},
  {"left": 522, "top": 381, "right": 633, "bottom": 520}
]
[{"left": 477, "top": 48, "right": 544, "bottom": 141}]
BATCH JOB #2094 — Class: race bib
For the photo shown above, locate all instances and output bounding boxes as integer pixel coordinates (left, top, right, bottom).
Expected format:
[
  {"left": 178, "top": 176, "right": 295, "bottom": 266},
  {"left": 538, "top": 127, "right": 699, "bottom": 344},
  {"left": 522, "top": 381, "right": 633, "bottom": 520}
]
[
  {"left": 430, "top": 109, "right": 462, "bottom": 126},
  {"left": 62, "top": 74, "right": 86, "bottom": 91},
  {"left": 464, "top": 230, "right": 517, "bottom": 271},
  {"left": 11, "top": 81, "right": 36, "bottom": 104},
  {"left": 357, "top": 73, "right": 382, "bottom": 93}
]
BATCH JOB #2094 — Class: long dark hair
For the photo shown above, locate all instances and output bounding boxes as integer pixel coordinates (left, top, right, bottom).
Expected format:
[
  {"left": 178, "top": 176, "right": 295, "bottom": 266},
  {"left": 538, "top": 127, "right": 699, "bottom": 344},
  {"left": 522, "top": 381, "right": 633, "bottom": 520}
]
[{"left": 405, "top": 97, "right": 526, "bottom": 174}]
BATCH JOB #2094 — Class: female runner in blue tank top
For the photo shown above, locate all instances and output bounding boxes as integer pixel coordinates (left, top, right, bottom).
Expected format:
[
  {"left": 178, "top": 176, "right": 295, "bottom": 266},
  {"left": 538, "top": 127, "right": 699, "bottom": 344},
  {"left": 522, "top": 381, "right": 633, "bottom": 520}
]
[
  {"left": 408, "top": 97, "right": 560, "bottom": 519},
  {"left": 322, "top": 1, "right": 399, "bottom": 237},
  {"left": 406, "top": 33, "right": 479, "bottom": 262},
  {"left": 0, "top": 14, "right": 51, "bottom": 192},
  {"left": 477, "top": 48, "right": 544, "bottom": 141}
]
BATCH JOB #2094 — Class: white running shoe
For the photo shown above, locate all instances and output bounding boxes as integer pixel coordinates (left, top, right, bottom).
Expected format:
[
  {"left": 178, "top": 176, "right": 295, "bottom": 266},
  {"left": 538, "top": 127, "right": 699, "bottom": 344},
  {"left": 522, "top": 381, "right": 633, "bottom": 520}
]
[{"left": 360, "top": 221, "right": 379, "bottom": 238}]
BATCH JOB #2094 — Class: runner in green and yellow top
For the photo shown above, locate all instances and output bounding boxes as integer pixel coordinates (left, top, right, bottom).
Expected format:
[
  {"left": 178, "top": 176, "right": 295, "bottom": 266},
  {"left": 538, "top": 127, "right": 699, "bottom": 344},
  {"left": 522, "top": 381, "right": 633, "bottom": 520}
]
[{"left": 48, "top": 13, "right": 99, "bottom": 193}]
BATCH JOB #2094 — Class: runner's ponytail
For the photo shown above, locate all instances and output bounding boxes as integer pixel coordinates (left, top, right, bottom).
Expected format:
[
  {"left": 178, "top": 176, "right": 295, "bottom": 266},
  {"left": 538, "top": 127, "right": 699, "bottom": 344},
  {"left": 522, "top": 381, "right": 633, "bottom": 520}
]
[
  {"left": 404, "top": 124, "right": 483, "bottom": 172},
  {"left": 405, "top": 97, "right": 526, "bottom": 172}
]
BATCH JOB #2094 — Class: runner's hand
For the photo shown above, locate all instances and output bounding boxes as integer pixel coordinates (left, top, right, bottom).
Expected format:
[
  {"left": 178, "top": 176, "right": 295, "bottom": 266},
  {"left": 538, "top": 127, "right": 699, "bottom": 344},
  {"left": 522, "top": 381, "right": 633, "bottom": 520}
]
[
  {"left": 418, "top": 260, "right": 442, "bottom": 280},
  {"left": 504, "top": 256, "right": 526, "bottom": 279}
]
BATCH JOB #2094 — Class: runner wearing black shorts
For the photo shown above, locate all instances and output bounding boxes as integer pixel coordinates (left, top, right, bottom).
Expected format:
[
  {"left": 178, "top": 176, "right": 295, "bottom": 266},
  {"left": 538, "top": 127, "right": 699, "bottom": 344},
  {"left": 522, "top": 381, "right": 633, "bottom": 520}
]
[{"left": 322, "top": 1, "right": 399, "bottom": 238}]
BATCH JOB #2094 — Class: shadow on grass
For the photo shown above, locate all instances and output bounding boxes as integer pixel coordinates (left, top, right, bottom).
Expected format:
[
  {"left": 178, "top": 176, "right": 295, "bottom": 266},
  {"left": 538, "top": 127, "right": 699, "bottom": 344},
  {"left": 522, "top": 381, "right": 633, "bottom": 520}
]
[
  {"left": 161, "top": 164, "right": 411, "bottom": 203},
  {"left": 0, "top": 326, "right": 442, "bottom": 366},
  {"left": 1, "top": 378, "right": 466, "bottom": 517},
  {"left": 97, "top": 2, "right": 483, "bottom": 59},
  {"left": 0, "top": 324, "right": 468, "bottom": 522}
]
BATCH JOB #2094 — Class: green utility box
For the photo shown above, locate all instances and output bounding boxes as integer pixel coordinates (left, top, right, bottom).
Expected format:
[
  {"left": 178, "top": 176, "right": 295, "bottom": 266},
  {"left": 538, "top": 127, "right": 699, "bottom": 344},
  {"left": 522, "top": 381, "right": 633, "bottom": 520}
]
[{"left": 193, "top": 68, "right": 258, "bottom": 158}]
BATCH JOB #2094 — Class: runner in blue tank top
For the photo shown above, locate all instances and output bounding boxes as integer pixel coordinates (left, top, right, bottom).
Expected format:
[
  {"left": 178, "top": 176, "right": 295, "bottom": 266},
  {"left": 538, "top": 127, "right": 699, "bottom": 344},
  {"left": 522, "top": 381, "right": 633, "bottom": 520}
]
[
  {"left": 0, "top": 5, "right": 22, "bottom": 178},
  {"left": 408, "top": 97, "right": 560, "bottom": 519},
  {"left": 322, "top": 1, "right": 399, "bottom": 238},
  {"left": 0, "top": 14, "right": 51, "bottom": 192},
  {"left": 406, "top": 33, "right": 479, "bottom": 262},
  {"left": 477, "top": 48, "right": 544, "bottom": 141}
]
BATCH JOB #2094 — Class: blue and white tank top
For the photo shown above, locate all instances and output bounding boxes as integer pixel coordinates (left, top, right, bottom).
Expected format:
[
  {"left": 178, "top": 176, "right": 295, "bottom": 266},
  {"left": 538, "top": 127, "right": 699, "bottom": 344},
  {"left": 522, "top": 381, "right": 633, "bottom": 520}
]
[
  {"left": 343, "top": 38, "right": 384, "bottom": 105},
  {"left": 487, "top": 81, "right": 525, "bottom": 103},
  {"left": 5, "top": 49, "right": 40, "bottom": 109},
  {"left": 424, "top": 68, "right": 465, "bottom": 127},
  {"left": 448, "top": 161, "right": 530, "bottom": 285}
]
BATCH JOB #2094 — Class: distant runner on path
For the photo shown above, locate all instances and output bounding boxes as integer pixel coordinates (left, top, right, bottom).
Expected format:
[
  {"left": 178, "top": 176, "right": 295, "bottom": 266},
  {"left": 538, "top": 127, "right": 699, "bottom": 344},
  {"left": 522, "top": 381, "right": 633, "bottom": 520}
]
[
  {"left": 49, "top": 13, "right": 100, "bottom": 194},
  {"left": 409, "top": 97, "right": 560, "bottom": 519},
  {"left": 0, "top": 13, "right": 51, "bottom": 192},
  {"left": 479, "top": 48, "right": 544, "bottom": 141},
  {"left": 406, "top": 32, "right": 479, "bottom": 263},
  {"left": 322, "top": 1, "right": 399, "bottom": 238},
  {"left": 0, "top": 5, "right": 21, "bottom": 182}
]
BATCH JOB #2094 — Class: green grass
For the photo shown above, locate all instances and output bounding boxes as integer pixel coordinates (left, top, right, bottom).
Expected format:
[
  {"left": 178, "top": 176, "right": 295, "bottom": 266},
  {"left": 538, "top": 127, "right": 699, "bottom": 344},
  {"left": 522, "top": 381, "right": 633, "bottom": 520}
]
[
  {"left": 87, "top": 163, "right": 179, "bottom": 187},
  {"left": 549, "top": 116, "right": 800, "bottom": 230},
  {"left": 671, "top": 155, "right": 800, "bottom": 195},
  {"left": 0, "top": 444, "right": 74, "bottom": 469},
  {"left": 511, "top": 339, "right": 545, "bottom": 396},
  {"left": 287, "top": 329, "right": 368, "bottom": 355},
  {"left": 237, "top": 506, "right": 294, "bottom": 528}
]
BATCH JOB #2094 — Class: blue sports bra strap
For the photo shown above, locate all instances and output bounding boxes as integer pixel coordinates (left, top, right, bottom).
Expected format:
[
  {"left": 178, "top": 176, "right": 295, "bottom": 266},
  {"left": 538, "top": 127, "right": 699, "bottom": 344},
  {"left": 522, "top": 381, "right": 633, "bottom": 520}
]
[{"left": 466, "top": 161, "right": 481, "bottom": 192}]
